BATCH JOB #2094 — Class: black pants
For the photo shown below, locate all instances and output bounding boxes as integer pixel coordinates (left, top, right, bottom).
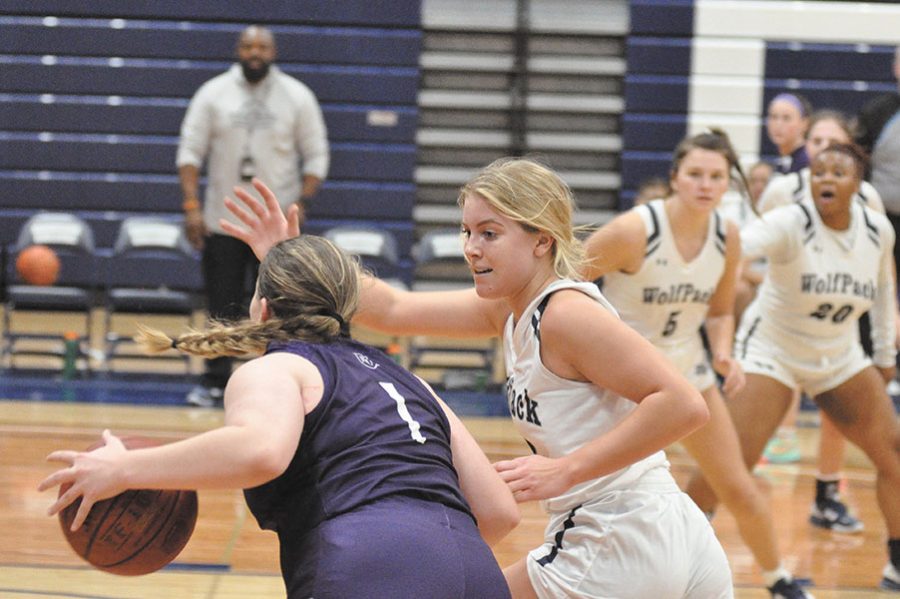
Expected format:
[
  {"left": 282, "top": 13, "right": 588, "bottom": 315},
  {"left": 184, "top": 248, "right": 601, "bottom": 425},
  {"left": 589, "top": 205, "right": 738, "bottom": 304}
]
[{"left": 201, "top": 234, "right": 259, "bottom": 388}]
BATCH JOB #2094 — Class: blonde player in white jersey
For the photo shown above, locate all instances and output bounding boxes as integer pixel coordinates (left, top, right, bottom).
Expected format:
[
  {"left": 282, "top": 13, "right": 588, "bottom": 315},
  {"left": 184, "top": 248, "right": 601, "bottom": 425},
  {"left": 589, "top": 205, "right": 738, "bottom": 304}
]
[
  {"left": 583, "top": 130, "right": 812, "bottom": 599},
  {"left": 756, "top": 110, "right": 887, "bottom": 535},
  {"left": 221, "top": 162, "right": 733, "bottom": 598},
  {"left": 689, "top": 143, "right": 900, "bottom": 592}
]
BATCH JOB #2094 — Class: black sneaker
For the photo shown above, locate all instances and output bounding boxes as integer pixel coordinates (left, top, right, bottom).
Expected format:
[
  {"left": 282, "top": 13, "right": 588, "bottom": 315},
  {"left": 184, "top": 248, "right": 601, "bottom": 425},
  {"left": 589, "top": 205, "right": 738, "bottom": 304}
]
[
  {"left": 882, "top": 563, "right": 900, "bottom": 591},
  {"left": 809, "top": 496, "right": 864, "bottom": 534},
  {"left": 186, "top": 385, "right": 224, "bottom": 407},
  {"left": 768, "top": 577, "right": 813, "bottom": 599}
]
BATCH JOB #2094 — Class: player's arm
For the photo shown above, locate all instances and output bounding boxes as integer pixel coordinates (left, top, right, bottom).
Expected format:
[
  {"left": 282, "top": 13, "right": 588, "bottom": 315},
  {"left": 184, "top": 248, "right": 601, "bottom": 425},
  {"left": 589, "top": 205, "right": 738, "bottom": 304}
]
[
  {"left": 871, "top": 221, "right": 898, "bottom": 381},
  {"left": 582, "top": 210, "right": 647, "bottom": 280},
  {"left": 355, "top": 277, "right": 507, "bottom": 339},
  {"left": 421, "top": 382, "right": 520, "bottom": 545},
  {"left": 705, "top": 220, "right": 745, "bottom": 395},
  {"left": 495, "top": 291, "right": 708, "bottom": 501},
  {"left": 40, "top": 354, "right": 310, "bottom": 529},
  {"left": 756, "top": 174, "right": 791, "bottom": 215}
]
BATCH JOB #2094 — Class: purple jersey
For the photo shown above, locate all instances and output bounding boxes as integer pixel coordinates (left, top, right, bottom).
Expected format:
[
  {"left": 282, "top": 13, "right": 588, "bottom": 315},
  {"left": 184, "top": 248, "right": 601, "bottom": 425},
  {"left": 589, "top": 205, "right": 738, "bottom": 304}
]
[
  {"left": 242, "top": 339, "right": 511, "bottom": 598},
  {"left": 244, "top": 338, "right": 474, "bottom": 535}
]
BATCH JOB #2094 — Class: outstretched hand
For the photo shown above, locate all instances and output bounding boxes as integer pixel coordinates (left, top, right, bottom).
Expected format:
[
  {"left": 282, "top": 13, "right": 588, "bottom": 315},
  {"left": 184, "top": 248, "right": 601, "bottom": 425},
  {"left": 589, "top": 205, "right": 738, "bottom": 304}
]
[
  {"left": 37, "top": 429, "right": 128, "bottom": 531},
  {"left": 220, "top": 178, "right": 301, "bottom": 261}
]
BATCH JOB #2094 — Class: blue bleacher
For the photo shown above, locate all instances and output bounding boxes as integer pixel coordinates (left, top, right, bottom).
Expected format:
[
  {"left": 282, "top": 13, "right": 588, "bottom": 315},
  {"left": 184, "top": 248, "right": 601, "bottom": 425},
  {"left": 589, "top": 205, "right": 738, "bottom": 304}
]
[
  {"left": 620, "top": 151, "right": 671, "bottom": 190},
  {"left": 0, "top": 4, "right": 422, "bottom": 299},
  {"left": 0, "top": 1, "right": 421, "bottom": 27},
  {"left": 624, "top": 75, "right": 689, "bottom": 115},
  {"left": 0, "top": 134, "right": 416, "bottom": 182},
  {"left": 628, "top": 0, "right": 695, "bottom": 37},
  {"left": 622, "top": 114, "right": 687, "bottom": 152},
  {"left": 1, "top": 95, "right": 418, "bottom": 142},
  {"left": 626, "top": 38, "right": 692, "bottom": 75},
  {"left": 0, "top": 57, "right": 420, "bottom": 104},
  {"left": 0, "top": 18, "right": 421, "bottom": 66},
  {"left": 0, "top": 171, "right": 414, "bottom": 220},
  {"left": 765, "top": 43, "right": 896, "bottom": 82}
]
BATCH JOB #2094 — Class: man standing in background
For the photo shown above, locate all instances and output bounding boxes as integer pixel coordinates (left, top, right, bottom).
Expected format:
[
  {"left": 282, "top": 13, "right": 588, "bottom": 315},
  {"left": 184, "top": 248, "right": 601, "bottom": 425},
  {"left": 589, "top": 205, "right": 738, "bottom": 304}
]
[{"left": 176, "top": 24, "right": 329, "bottom": 406}]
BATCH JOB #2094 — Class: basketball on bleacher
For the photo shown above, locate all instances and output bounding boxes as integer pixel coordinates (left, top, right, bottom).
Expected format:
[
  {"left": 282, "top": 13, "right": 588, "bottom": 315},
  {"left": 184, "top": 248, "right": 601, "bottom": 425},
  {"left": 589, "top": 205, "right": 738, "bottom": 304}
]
[
  {"left": 15, "top": 244, "right": 61, "bottom": 286},
  {"left": 57, "top": 436, "right": 198, "bottom": 576}
]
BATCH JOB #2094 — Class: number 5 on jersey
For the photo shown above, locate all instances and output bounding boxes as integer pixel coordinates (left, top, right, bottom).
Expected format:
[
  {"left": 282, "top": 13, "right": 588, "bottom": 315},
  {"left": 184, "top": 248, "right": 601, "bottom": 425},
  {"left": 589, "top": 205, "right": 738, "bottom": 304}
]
[{"left": 663, "top": 310, "right": 681, "bottom": 337}]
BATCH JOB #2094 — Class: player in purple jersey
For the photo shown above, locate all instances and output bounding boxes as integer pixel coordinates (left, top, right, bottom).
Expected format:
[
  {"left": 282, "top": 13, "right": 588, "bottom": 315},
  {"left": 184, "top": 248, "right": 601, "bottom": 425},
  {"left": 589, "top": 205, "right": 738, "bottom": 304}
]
[{"left": 38, "top": 235, "right": 519, "bottom": 599}]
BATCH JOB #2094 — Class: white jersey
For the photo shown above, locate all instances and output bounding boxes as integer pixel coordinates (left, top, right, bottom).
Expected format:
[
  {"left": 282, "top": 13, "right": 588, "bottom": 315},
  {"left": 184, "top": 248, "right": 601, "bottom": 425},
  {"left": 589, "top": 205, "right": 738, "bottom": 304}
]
[
  {"left": 718, "top": 188, "right": 758, "bottom": 230},
  {"left": 602, "top": 200, "right": 726, "bottom": 350},
  {"left": 740, "top": 198, "right": 896, "bottom": 367},
  {"left": 503, "top": 279, "right": 670, "bottom": 513},
  {"left": 758, "top": 168, "right": 885, "bottom": 215}
]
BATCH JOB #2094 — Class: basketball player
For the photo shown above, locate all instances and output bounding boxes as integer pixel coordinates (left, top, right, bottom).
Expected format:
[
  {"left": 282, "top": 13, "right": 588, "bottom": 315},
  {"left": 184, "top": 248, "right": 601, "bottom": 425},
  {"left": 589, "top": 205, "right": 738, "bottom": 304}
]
[
  {"left": 766, "top": 92, "right": 812, "bottom": 175},
  {"left": 760, "top": 110, "right": 885, "bottom": 214},
  {"left": 39, "top": 235, "right": 520, "bottom": 599},
  {"left": 220, "top": 168, "right": 733, "bottom": 598},
  {"left": 583, "top": 129, "right": 811, "bottom": 599},
  {"left": 688, "top": 143, "right": 900, "bottom": 592},
  {"left": 757, "top": 110, "right": 890, "bottom": 535}
]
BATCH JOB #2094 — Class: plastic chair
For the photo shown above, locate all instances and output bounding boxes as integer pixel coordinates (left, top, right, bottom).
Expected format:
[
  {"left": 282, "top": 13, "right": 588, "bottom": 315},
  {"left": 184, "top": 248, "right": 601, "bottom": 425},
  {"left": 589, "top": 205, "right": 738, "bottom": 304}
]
[
  {"left": 2, "top": 212, "right": 97, "bottom": 371},
  {"left": 322, "top": 225, "right": 409, "bottom": 290},
  {"left": 323, "top": 225, "right": 408, "bottom": 355},
  {"left": 411, "top": 227, "right": 472, "bottom": 290},
  {"left": 103, "top": 217, "right": 199, "bottom": 372}
]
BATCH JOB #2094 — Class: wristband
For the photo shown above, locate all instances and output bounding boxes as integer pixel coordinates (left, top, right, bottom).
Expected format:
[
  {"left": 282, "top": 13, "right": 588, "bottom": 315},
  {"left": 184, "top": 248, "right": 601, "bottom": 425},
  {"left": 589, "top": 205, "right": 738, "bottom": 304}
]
[{"left": 183, "top": 198, "right": 200, "bottom": 212}]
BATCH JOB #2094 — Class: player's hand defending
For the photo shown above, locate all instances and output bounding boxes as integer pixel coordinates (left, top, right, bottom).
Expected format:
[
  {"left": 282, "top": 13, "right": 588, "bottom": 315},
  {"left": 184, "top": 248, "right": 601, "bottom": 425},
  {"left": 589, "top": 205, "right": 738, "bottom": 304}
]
[
  {"left": 493, "top": 455, "right": 573, "bottom": 503},
  {"left": 220, "top": 178, "right": 300, "bottom": 261},
  {"left": 713, "top": 353, "right": 745, "bottom": 397},
  {"left": 37, "top": 429, "right": 128, "bottom": 531}
]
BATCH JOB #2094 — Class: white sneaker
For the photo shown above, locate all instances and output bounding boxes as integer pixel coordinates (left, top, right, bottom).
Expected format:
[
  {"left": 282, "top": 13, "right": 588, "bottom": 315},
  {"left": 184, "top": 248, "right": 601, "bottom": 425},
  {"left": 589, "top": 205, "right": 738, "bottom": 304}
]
[
  {"left": 185, "top": 385, "right": 223, "bottom": 407},
  {"left": 883, "top": 563, "right": 900, "bottom": 591},
  {"left": 886, "top": 379, "right": 900, "bottom": 396}
]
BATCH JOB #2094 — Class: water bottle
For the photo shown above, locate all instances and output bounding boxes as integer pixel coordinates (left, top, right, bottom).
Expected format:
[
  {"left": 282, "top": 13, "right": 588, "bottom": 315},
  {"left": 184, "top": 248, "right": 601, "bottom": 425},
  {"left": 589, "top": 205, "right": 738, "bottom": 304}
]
[
  {"left": 62, "top": 331, "right": 79, "bottom": 380},
  {"left": 386, "top": 342, "right": 403, "bottom": 365}
]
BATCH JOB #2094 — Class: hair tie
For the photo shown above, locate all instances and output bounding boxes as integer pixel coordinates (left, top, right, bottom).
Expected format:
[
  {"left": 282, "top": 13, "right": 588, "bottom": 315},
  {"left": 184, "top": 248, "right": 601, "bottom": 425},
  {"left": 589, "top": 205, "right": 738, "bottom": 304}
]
[
  {"left": 171, "top": 338, "right": 179, "bottom": 349},
  {"left": 317, "top": 309, "right": 351, "bottom": 337},
  {"left": 771, "top": 93, "right": 808, "bottom": 117}
]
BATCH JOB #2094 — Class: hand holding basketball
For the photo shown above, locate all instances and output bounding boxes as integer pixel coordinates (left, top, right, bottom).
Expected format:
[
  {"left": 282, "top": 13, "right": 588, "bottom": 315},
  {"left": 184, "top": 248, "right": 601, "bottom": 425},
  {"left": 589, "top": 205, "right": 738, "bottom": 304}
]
[
  {"left": 15, "top": 244, "right": 61, "bottom": 286},
  {"left": 39, "top": 431, "right": 198, "bottom": 576},
  {"left": 43, "top": 430, "right": 129, "bottom": 528}
]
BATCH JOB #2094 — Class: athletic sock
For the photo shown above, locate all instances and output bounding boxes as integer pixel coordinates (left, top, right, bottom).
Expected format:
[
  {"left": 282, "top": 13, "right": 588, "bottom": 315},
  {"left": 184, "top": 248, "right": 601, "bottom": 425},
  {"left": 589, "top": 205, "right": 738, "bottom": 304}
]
[
  {"left": 762, "top": 566, "right": 792, "bottom": 588},
  {"left": 815, "top": 475, "right": 840, "bottom": 503}
]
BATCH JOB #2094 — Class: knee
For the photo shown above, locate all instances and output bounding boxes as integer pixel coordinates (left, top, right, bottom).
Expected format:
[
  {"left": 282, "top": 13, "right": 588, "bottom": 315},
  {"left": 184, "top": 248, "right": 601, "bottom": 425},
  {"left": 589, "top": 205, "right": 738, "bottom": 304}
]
[
  {"left": 868, "top": 428, "right": 900, "bottom": 474},
  {"left": 716, "top": 477, "right": 768, "bottom": 518}
]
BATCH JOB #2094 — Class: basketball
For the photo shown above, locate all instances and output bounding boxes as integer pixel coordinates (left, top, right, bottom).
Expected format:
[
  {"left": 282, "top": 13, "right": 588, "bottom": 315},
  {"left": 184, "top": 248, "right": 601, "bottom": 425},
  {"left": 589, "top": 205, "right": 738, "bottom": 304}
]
[
  {"left": 57, "top": 436, "right": 198, "bottom": 576},
  {"left": 15, "top": 244, "right": 61, "bottom": 286}
]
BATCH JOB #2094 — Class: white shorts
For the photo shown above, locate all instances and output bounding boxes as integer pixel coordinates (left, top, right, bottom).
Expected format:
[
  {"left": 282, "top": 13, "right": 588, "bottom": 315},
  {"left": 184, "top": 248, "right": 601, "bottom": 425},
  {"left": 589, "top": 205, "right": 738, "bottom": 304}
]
[
  {"left": 659, "top": 335, "right": 716, "bottom": 392},
  {"left": 736, "top": 320, "right": 871, "bottom": 397},
  {"left": 526, "top": 470, "right": 733, "bottom": 599}
]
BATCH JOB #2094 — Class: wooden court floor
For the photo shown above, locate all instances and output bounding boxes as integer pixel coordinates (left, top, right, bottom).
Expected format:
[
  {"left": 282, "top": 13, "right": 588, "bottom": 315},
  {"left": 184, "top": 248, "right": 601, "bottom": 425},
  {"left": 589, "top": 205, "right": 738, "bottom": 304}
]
[{"left": 0, "top": 398, "right": 896, "bottom": 598}]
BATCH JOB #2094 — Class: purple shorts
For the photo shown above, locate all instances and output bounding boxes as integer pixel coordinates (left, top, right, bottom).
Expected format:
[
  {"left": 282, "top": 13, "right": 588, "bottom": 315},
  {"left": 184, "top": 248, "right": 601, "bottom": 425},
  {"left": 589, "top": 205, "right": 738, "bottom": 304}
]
[{"left": 279, "top": 496, "right": 510, "bottom": 599}]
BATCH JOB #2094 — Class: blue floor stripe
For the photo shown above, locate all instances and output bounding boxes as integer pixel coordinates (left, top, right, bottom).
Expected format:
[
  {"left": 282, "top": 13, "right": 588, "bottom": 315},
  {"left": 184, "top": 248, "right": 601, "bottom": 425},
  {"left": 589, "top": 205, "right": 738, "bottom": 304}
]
[{"left": 0, "top": 369, "right": 511, "bottom": 416}]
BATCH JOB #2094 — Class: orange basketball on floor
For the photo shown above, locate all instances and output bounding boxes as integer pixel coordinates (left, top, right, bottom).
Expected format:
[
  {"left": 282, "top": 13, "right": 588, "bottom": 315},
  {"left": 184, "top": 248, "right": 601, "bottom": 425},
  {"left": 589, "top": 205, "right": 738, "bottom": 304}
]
[
  {"left": 15, "top": 244, "right": 61, "bottom": 286},
  {"left": 58, "top": 436, "right": 198, "bottom": 576}
]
